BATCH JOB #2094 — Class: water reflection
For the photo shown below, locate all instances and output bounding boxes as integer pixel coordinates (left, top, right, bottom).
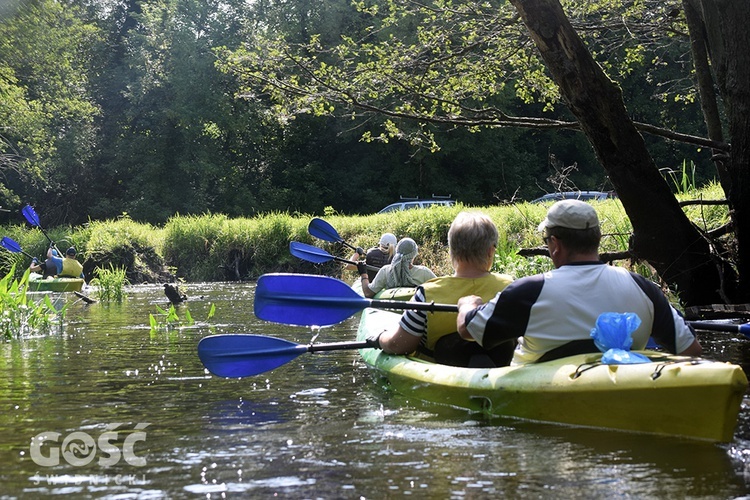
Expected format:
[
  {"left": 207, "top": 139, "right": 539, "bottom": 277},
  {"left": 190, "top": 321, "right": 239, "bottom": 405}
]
[{"left": 0, "top": 282, "right": 749, "bottom": 497}]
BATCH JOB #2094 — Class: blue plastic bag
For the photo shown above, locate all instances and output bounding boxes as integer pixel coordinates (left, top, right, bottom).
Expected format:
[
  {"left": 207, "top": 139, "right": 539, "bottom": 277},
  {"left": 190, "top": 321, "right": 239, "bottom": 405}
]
[{"left": 590, "top": 312, "right": 650, "bottom": 364}]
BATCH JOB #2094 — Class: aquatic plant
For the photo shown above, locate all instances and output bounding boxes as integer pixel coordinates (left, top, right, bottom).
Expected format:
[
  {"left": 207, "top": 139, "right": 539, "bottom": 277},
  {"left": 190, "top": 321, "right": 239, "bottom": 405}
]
[
  {"left": 89, "top": 264, "right": 129, "bottom": 303},
  {"left": 0, "top": 266, "right": 63, "bottom": 339},
  {"left": 149, "top": 303, "right": 215, "bottom": 333}
]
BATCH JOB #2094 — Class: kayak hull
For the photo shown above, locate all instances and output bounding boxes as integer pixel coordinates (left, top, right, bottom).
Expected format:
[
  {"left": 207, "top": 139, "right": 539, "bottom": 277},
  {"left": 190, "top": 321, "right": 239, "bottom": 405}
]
[
  {"left": 357, "top": 306, "right": 748, "bottom": 442},
  {"left": 28, "top": 273, "right": 85, "bottom": 293}
]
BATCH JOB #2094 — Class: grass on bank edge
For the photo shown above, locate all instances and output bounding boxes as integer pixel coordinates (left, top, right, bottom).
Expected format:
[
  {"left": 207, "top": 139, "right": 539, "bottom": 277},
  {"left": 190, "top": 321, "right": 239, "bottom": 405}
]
[{"left": 0, "top": 183, "right": 730, "bottom": 300}]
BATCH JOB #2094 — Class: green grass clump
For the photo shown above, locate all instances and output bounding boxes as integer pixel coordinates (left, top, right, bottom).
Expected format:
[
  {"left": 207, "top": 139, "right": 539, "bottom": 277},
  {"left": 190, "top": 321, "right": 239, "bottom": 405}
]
[
  {"left": 0, "top": 184, "right": 730, "bottom": 286},
  {"left": 162, "top": 213, "right": 228, "bottom": 281},
  {"left": 89, "top": 264, "right": 129, "bottom": 303},
  {"left": 0, "top": 266, "right": 63, "bottom": 338}
]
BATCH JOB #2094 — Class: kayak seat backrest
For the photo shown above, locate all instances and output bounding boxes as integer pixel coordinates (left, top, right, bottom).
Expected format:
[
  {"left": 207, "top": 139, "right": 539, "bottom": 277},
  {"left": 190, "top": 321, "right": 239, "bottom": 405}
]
[{"left": 374, "top": 287, "right": 417, "bottom": 301}]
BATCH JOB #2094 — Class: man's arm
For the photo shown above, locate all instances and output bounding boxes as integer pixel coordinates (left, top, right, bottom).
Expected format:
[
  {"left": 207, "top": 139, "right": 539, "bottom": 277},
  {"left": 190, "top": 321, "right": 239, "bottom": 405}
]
[
  {"left": 677, "top": 338, "right": 702, "bottom": 357},
  {"left": 457, "top": 295, "right": 484, "bottom": 340}
]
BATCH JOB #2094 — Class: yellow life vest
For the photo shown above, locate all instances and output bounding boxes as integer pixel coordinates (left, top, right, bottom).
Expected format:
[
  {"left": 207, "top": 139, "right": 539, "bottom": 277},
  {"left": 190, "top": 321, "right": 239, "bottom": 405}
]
[
  {"left": 60, "top": 257, "right": 83, "bottom": 278},
  {"left": 417, "top": 273, "right": 513, "bottom": 360}
]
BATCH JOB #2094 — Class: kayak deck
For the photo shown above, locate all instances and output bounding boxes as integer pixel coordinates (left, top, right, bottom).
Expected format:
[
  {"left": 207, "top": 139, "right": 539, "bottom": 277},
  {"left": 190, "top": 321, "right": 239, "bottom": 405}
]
[{"left": 357, "top": 306, "right": 747, "bottom": 442}]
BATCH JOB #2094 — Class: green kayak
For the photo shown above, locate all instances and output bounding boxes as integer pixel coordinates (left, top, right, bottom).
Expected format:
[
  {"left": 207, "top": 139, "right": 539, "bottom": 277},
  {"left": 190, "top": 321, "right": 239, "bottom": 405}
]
[
  {"left": 28, "top": 273, "right": 85, "bottom": 293},
  {"left": 356, "top": 293, "right": 748, "bottom": 442}
]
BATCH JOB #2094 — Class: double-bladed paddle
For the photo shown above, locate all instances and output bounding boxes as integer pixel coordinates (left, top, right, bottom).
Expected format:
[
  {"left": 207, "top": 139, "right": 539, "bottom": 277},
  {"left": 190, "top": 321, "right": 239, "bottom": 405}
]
[
  {"left": 687, "top": 321, "right": 750, "bottom": 337},
  {"left": 253, "top": 273, "right": 750, "bottom": 337},
  {"left": 290, "top": 242, "right": 380, "bottom": 271},
  {"left": 1, "top": 236, "right": 37, "bottom": 260},
  {"left": 197, "top": 334, "right": 377, "bottom": 378},
  {"left": 307, "top": 218, "right": 358, "bottom": 252},
  {"left": 22, "top": 205, "right": 62, "bottom": 255},
  {"left": 254, "top": 273, "right": 452, "bottom": 327}
]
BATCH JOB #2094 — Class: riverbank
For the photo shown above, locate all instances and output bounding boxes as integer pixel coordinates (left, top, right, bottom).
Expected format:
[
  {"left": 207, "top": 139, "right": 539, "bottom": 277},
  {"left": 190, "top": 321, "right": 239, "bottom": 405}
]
[{"left": 0, "top": 184, "right": 727, "bottom": 287}]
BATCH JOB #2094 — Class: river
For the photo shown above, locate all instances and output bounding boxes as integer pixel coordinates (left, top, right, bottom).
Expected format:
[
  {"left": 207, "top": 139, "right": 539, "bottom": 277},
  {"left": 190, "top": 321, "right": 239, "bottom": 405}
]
[{"left": 1, "top": 282, "right": 749, "bottom": 498}]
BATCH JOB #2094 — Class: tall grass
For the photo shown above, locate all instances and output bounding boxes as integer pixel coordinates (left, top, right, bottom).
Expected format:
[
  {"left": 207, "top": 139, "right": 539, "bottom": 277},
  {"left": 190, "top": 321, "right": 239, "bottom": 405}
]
[
  {"left": 661, "top": 159, "right": 697, "bottom": 195},
  {"left": 0, "top": 185, "right": 729, "bottom": 286},
  {"left": 0, "top": 266, "right": 62, "bottom": 338},
  {"left": 90, "top": 264, "right": 129, "bottom": 303}
]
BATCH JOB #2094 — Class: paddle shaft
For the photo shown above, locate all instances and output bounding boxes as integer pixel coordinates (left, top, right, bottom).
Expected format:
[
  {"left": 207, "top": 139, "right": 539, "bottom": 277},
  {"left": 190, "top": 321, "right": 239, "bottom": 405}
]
[
  {"left": 254, "top": 273, "right": 750, "bottom": 334},
  {"left": 689, "top": 321, "right": 750, "bottom": 338},
  {"left": 10, "top": 248, "right": 35, "bottom": 260},
  {"left": 290, "top": 241, "right": 380, "bottom": 271},
  {"left": 309, "top": 250, "right": 381, "bottom": 272}
]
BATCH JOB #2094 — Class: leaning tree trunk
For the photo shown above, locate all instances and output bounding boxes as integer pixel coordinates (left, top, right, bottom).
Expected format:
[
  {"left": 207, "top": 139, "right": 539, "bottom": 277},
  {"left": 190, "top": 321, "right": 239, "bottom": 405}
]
[
  {"left": 508, "top": 0, "right": 727, "bottom": 305},
  {"left": 692, "top": 0, "right": 750, "bottom": 302}
]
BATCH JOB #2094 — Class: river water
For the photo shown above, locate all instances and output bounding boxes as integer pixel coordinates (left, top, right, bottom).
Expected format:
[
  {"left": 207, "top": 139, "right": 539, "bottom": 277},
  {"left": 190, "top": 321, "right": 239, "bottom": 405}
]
[{"left": 1, "top": 282, "right": 750, "bottom": 498}]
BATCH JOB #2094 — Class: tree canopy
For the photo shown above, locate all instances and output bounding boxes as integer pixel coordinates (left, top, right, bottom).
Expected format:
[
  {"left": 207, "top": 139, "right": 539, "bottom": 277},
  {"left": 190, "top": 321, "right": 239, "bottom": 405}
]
[{"left": 1, "top": 0, "right": 749, "bottom": 304}]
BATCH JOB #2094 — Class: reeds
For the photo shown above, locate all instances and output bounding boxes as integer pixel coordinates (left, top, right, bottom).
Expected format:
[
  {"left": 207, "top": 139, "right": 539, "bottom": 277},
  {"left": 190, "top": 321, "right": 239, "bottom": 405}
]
[
  {"left": 0, "top": 266, "right": 62, "bottom": 338},
  {"left": 89, "top": 264, "right": 129, "bottom": 303},
  {"left": 0, "top": 185, "right": 728, "bottom": 287}
]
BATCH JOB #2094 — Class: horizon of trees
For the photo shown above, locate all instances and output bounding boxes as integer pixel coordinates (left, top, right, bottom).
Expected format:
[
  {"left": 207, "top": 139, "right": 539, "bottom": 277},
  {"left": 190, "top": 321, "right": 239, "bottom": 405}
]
[
  {"left": 5, "top": 0, "right": 749, "bottom": 306},
  {"left": 0, "top": 0, "right": 713, "bottom": 229}
]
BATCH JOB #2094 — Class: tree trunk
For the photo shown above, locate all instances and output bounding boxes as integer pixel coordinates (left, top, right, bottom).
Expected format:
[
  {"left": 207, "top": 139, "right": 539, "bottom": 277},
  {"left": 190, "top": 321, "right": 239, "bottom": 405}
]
[
  {"left": 682, "top": 0, "right": 730, "bottom": 193},
  {"left": 692, "top": 0, "right": 750, "bottom": 301},
  {"left": 508, "top": 0, "right": 728, "bottom": 305}
]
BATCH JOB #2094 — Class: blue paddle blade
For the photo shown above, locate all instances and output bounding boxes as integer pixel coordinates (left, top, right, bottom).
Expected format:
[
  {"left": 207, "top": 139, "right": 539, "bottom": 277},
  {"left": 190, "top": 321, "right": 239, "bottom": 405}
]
[
  {"left": 289, "top": 241, "right": 334, "bottom": 264},
  {"left": 307, "top": 218, "right": 343, "bottom": 244},
  {"left": 22, "top": 205, "right": 41, "bottom": 227},
  {"left": 1, "top": 236, "right": 22, "bottom": 253},
  {"left": 254, "top": 273, "right": 368, "bottom": 326},
  {"left": 198, "top": 334, "right": 307, "bottom": 378}
]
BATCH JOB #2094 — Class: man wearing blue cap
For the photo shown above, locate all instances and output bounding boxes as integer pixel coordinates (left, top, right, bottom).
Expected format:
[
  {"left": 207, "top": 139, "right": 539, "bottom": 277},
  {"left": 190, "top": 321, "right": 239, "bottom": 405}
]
[{"left": 58, "top": 246, "right": 84, "bottom": 278}]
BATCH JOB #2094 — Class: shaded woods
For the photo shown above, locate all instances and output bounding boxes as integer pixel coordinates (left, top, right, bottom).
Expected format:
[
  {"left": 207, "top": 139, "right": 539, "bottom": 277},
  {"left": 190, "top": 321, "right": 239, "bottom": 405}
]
[{"left": 2, "top": 1, "right": 748, "bottom": 305}]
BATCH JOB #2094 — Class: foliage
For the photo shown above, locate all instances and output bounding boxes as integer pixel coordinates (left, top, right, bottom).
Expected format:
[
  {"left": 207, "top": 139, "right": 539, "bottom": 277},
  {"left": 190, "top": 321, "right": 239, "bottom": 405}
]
[
  {"left": 0, "top": 184, "right": 729, "bottom": 287},
  {"left": 216, "top": 0, "right": 702, "bottom": 152},
  {"left": 0, "top": 0, "right": 718, "bottom": 222},
  {"left": 148, "top": 302, "right": 215, "bottom": 333},
  {"left": 149, "top": 304, "right": 194, "bottom": 332},
  {"left": 0, "top": 0, "right": 102, "bottom": 217},
  {"left": 0, "top": 266, "right": 63, "bottom": 339},
  {"left": 89, "top": 264, "right": 129, "bottom": 303}
]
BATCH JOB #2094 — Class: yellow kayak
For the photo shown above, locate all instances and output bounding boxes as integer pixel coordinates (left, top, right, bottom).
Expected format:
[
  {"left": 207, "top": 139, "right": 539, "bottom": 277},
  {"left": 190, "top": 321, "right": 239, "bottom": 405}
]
[
  {"left": 357, "top": 298, "right": 747, "bottom": 442},
  {"left": 28, "top": 272, "right": 85, "bottom": 293}
]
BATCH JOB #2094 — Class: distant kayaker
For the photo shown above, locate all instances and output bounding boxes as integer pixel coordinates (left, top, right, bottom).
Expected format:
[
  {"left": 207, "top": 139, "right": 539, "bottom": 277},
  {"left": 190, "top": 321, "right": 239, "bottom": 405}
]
[
  {"left": 456, "top": 200, "right": 703, "bottom": 366},
  {"left": 30, "top": 247, "right": 64, "bottom": 277},
  {"left": 368, "top": 212, "right": 514, "bottom": 367},
  {"left": 28, "top": 251, "right": 57, "bottom": 279},
  {"left": 54, "top": 246, "right": 84, "bottom": 278},
  {"left": 345, "top": 232, "right": 397, "bottom": 281},
  {"left": 360, "top": 237, "right": 436, "bottom": 298}
]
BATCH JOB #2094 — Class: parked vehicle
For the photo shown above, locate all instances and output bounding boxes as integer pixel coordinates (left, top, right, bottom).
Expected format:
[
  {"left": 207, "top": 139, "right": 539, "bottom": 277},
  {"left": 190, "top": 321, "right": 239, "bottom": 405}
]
[
  {"left": 378, "top": 196, "right": 455, "bottom": 213},
  {"left": 531, "top": 191, "right": 617, "bottom": 204}
]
